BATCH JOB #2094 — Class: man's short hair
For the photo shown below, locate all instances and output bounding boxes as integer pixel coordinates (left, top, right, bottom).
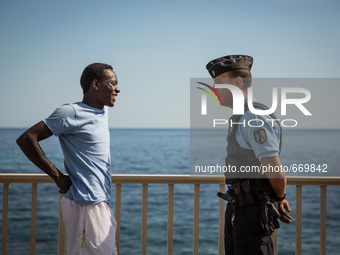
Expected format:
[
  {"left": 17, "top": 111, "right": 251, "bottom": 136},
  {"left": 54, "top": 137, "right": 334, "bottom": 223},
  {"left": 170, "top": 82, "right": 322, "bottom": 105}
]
[
  {"left": 80, "top": 63, "right": 113, "bottom": 93},
  {"left": 228, "top": 69, "right": 252, "bottom": 88}
]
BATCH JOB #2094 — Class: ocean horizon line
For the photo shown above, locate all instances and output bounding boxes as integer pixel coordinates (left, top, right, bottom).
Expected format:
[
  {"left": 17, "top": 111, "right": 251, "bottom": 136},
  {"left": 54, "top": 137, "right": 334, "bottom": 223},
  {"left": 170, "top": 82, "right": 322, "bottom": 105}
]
[{"left": 1, "top": 127, "right": 340, "bottom": 131}]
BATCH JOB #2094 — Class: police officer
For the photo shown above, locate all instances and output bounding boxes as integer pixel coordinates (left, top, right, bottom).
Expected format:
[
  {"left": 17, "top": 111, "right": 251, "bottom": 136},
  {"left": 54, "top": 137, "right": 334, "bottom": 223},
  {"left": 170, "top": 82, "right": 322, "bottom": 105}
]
[{"left": 206, "top": 55, "right": 292, "bottom": 255}]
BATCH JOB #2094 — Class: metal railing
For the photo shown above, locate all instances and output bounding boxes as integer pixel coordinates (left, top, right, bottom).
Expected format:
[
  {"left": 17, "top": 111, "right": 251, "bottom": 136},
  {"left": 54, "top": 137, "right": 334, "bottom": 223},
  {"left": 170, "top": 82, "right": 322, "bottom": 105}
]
[{"left": 1, "top": 174, "right": 339, "bottom": 255}]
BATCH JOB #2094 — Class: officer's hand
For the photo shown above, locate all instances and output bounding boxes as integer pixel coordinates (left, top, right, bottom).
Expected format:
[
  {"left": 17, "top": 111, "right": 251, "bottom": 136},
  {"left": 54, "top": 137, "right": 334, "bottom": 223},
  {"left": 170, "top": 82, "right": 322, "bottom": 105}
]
[{"left": 278, "top": 199, "right": 292, "bottom": 224}]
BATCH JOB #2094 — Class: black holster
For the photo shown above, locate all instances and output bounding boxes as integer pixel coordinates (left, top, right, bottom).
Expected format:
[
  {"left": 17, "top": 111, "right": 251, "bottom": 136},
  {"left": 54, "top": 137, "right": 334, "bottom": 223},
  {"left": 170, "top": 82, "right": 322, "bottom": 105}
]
[{"left": 258, "top": 192, "right": 281, "bottom": 234}]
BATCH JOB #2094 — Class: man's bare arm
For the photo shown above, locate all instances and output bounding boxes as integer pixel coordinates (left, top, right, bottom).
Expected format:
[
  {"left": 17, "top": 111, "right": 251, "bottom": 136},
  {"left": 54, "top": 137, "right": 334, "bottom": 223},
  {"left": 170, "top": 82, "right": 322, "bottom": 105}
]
[
  {"left": 16, "top": 121, "right": 72, "bottom": 193},
  {"left": 261, "top": 156, "right": 292, "bottom": 224}
]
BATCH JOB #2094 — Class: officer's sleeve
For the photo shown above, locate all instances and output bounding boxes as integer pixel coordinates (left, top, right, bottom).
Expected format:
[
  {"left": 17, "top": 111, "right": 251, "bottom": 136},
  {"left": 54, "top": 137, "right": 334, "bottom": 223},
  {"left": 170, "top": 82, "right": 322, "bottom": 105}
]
[
  {"left": 240, "top": 112, "right": 280, "bottom": 161},
  {"left": 43, "top": 104, "right": 77, "bottom": 136}
]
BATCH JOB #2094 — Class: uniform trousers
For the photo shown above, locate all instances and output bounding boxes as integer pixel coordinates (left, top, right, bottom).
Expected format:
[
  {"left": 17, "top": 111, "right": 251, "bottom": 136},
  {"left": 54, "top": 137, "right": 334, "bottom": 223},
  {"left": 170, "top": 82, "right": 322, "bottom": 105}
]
[
  {"left": 61, "top": 197, "right": 117, "bottom": 255},
  {"left": 225, "top": 201, "right": 275, "bottom": 255}
]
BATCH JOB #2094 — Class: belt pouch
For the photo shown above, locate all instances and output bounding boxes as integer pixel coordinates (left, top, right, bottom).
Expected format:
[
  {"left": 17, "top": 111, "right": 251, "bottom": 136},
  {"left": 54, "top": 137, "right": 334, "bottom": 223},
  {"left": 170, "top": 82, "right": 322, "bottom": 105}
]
[
  {"left": 241, "top": 180, "right": 254, "bottom": 205},
  {"left": 232, "top": 182, "right": 245, "bottom": 207}
]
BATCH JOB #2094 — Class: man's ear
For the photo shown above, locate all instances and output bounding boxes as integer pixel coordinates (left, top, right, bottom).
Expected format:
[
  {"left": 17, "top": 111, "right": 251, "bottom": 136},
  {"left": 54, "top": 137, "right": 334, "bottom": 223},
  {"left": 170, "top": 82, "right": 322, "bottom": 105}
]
[
  {"left": 235, "top": 77, "right": 244, "bottom": 89},
  {"left": 91, "top": 79, "right": 99, "bottom": 91}
]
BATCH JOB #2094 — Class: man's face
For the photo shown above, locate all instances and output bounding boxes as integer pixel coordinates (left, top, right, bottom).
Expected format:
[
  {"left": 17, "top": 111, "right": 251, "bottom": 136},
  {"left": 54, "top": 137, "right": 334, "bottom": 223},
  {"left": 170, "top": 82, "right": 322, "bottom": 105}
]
[
  {"left": 213, "top": 72, "right": 236, "bottom": 108},
  {"left": 97, "top": 69, "right": 120, "bottom": 107}
]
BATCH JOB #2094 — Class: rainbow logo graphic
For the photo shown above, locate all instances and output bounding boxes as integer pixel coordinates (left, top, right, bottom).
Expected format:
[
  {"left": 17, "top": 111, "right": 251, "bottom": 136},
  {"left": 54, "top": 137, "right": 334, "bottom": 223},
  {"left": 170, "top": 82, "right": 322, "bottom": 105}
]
[{"left": 196, "top": 82, "right": 222, "bottom": 106}]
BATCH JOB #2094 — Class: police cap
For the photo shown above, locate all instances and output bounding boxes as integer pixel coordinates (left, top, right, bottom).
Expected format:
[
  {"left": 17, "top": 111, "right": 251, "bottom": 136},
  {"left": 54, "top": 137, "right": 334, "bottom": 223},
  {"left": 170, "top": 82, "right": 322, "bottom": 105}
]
[{"left": 206, "top": 55, "right": 253, "bottom": 78}]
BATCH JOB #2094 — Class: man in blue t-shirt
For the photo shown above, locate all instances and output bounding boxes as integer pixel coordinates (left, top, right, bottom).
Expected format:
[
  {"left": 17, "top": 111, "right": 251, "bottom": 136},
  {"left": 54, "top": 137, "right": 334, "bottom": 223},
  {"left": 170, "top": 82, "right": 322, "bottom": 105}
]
[{"left": 17, "top": 63, "right": 120, "bottom": 255}]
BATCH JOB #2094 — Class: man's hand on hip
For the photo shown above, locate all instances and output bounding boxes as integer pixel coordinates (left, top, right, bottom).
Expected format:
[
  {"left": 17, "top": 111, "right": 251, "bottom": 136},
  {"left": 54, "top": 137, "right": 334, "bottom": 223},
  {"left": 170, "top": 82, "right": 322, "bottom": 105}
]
[{"left": 56, "top": 173, "right": 72, "bottom": 194}]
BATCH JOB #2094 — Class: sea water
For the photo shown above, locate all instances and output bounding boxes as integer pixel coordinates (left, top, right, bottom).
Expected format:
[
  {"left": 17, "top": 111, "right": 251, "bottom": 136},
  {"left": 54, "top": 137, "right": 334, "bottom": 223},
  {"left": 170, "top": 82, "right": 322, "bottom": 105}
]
[{"left": 0, "top": 128, "right": 339, "bottom": 254}]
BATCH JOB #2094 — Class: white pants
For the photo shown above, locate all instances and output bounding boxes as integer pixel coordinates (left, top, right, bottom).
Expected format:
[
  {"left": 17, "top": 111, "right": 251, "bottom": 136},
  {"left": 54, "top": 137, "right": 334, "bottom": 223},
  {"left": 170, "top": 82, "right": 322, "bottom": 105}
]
[{"left": 61, "top": 197, "right": 117, "bottom": 255}]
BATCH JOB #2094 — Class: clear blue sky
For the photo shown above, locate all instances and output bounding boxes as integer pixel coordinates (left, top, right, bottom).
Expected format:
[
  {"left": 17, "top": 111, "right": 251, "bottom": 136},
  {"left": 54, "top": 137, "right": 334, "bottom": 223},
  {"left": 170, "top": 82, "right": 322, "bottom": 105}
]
[{"left": 0, "top": 0, "right": 339, "bottom": 128}]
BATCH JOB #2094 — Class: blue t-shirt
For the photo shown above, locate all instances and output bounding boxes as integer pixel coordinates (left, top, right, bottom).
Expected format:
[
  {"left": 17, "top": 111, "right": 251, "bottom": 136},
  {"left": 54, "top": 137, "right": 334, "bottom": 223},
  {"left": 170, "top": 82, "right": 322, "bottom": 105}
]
[
  {"left": 235, "top": 104, "right": 281, "bottom": 161},
  {"left": 44, "top": 102, "right": 111, "bottom": 204}
]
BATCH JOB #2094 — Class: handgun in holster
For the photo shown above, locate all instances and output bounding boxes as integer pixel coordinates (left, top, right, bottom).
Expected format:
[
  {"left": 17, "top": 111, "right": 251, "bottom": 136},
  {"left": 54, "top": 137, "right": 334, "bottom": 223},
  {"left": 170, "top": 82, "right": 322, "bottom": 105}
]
[{"left": 217, "top": 186, "right": 237, "bottom": 206}]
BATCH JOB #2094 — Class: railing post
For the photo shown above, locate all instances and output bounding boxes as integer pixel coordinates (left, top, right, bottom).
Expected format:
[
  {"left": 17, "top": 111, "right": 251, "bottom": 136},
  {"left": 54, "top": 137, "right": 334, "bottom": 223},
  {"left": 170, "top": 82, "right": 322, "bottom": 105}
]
[
  {"left": 58, "top": 194, "right": 66, "bottom": 255},
  {"left": 115, "top": 183, "right": 121, "bottom": 255},
  {"left": 141, "top": 184, "right": 148, "bottom": 255},
  {"left": 272, "top": 229, "right": 278, "bottom": 255},
  {"left": 193, "top": 184, "right": 200, "bottom": 255},
  {"left": 218, "top": 184, "right": 225, "bottom": 255},
  {"left": 1, "top": 183, "right": 9, "bottom": 255},
  {"left": 30, "top": 183, "right": 37, "bottom": 255},
  {"left": 295, "top": 185, "right": 302, "bottom": 255},
  {"left": 320, "top": 185, "right": 327, "bottom": 255},
  {"left": 167, "top": 184, "right": 174, "bottom": 255}
]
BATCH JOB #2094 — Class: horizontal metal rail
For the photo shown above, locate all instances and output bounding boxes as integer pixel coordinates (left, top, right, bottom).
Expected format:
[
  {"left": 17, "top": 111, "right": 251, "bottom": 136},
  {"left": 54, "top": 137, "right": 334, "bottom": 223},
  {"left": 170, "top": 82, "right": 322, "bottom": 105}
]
[{"left": 1, "top": 174, "right": 339, "bottom": 185}]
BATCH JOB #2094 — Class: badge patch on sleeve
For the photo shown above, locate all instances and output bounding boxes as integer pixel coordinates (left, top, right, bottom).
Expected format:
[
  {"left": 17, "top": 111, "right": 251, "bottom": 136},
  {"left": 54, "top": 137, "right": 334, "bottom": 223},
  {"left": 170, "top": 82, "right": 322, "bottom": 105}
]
[{"left": 253, "top": 128, "right": 267, "bottom": 144}]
